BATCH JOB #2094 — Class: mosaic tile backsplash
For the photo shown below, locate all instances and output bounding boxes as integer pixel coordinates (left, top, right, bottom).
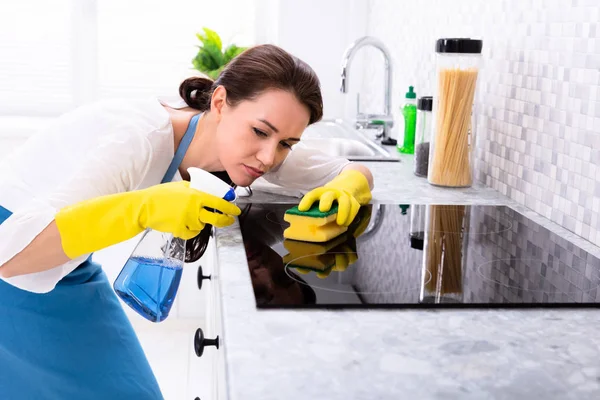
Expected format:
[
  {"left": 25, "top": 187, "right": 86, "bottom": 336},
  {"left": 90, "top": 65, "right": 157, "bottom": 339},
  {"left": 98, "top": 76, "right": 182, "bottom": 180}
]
[
  {"left": 359, "top": 0, "right": 600, "bottom": 246},
  {"left": 353, "top": 204, "right": 600, "bottom": 304},
  {"left": 465, "top": 205, "right": 600, "bottom": 303}
]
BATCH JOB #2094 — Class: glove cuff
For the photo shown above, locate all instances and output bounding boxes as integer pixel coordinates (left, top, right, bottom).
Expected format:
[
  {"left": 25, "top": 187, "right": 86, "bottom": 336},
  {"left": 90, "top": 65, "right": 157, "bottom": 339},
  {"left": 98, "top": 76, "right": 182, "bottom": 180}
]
[{"left": 325, "top": 169, "right": 372, "bottom": 205}]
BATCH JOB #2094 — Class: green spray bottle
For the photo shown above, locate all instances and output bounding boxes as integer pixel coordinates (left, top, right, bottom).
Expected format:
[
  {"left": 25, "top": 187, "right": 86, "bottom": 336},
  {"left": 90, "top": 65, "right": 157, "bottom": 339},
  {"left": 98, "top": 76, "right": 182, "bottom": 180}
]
[{"left": 398, "top": 86, "right": 417, "bottom": 154}]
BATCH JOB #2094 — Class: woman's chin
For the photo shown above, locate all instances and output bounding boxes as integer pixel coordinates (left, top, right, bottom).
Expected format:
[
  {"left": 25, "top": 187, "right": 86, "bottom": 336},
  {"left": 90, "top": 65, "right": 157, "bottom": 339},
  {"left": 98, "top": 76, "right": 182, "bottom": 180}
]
[{"left": 230, "top": 172, "right": 257, "bottom": 188}]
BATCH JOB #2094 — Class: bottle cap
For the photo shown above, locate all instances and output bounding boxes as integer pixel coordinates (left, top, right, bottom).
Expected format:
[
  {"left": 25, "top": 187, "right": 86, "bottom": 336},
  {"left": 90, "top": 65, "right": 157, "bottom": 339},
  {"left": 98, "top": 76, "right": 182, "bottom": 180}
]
[
  {"left": 405, "top": 86, "right": 416, "bottom": 99},
  {"left": 436, "top": 38, "right": 483, "bottom": 54},
  {"left": 410, "top": 236, "right": 424, "bottom": 250},
  {"left": 417, "top": 96, "right": 433, "bottom": 111},
  {"left": 188, "top": 167, "right": 237, "bottom": 202}
]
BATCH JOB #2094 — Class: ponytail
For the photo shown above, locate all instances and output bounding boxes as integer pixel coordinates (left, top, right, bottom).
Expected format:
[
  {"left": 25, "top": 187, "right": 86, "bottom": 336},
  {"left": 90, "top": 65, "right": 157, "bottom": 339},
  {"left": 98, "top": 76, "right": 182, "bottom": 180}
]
[{"left": 178, "top": 76, "right": 215, "bottom": 112}]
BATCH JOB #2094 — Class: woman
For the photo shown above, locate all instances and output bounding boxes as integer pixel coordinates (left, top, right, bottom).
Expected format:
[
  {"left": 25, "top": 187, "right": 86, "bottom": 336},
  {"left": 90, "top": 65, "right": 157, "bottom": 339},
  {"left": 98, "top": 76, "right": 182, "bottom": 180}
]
[{"left": 0, "top": 44, "right": 373, "bottom": 398}]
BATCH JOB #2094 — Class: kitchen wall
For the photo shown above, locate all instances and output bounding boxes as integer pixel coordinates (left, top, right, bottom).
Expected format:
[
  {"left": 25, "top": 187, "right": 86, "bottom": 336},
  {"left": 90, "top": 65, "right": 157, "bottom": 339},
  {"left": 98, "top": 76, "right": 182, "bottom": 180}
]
[
  {"left": 255, "top": 0, "right": 369, "bottom": 119},
  {"left": 360, "top": 0, "right": 600, "bottom": 247}
]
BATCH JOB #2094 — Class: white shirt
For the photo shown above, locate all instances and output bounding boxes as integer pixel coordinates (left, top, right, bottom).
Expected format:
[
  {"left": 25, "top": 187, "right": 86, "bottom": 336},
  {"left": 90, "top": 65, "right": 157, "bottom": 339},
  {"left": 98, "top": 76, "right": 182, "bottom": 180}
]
[{"left": 0, "top": 97, "right": 350, "bottom": 293}]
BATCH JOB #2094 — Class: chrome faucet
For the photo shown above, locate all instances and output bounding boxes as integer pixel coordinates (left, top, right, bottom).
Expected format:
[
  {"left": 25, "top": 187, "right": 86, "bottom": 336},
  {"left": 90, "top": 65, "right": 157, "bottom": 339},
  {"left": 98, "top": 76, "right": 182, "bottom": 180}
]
[{"left": 340, "top": 36, "right": 395, "bottom": 145}]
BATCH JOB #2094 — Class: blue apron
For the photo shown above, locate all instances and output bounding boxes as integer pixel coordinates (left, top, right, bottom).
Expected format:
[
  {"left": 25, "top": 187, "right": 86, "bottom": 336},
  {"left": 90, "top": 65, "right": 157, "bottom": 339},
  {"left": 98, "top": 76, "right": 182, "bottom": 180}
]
[{"left": 0, "top": 114, "right": 201, "bottom": 399}]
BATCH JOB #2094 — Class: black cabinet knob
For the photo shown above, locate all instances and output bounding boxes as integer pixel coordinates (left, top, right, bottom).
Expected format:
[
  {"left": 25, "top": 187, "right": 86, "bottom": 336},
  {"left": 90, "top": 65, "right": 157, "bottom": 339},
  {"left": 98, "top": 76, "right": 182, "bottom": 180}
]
[
  {"left": 197, "top": 266, "right": 212, "bottom": 290},
  {"left": 194, "top": 328, "right": 219, "bottom": 357}
]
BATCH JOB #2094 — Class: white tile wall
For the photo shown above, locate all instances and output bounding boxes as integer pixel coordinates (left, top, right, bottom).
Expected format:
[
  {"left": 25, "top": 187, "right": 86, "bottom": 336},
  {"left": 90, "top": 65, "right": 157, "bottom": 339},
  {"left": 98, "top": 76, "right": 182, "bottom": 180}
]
[{"left": 360, "top": 0, "right": 600, "bottom": 247}]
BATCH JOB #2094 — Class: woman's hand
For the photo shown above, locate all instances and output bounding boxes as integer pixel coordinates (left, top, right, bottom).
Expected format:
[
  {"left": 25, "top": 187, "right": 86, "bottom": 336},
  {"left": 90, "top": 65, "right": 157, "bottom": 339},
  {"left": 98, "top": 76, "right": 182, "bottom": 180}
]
[
  {"left": 137, "top": 181, "right": 240, "bottom": 238},
  {"left": 298, "top": 169, "right": 372, "bottom": 226}
]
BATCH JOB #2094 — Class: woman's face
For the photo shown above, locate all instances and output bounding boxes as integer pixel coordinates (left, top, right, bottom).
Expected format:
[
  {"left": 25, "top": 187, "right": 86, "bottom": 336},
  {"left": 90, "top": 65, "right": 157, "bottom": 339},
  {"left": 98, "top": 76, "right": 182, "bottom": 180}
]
[{"left": 214, "top": 88, "right": 311, "bottom": 187}]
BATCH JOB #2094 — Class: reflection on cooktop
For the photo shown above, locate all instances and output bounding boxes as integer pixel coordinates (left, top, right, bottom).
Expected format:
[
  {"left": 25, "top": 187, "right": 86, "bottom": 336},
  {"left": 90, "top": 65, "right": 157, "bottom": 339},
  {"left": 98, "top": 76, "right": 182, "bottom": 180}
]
[
  {"left": 239, "top": 203, "right": 600, "bottom": 309},
  {"left": 283, "top": 251, "right": 433, "bottom": 295}
]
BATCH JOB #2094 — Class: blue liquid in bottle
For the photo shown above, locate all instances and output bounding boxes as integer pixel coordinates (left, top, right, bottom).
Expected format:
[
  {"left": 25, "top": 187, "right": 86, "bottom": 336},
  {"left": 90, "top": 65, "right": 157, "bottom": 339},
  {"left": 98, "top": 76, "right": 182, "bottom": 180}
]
[{"left": 114, "top": 256, "right": 183, "bottom": 322}]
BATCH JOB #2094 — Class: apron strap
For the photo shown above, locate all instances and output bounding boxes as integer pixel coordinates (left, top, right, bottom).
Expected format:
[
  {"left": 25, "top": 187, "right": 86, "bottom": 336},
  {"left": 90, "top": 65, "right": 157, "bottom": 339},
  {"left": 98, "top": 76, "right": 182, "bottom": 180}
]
[
  {"left": 161, "top": 113, "right": 201, "bottom": 184},
  {"left": 0, "top": 204, "right": 12, "bottom": 225}
]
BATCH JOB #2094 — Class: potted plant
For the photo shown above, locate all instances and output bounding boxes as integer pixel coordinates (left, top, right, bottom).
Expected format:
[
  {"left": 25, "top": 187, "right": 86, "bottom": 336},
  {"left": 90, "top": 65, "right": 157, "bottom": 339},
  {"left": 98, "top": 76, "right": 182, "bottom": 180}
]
[{"left": 192, "top": 27, "right": 247, "bottom": 80}]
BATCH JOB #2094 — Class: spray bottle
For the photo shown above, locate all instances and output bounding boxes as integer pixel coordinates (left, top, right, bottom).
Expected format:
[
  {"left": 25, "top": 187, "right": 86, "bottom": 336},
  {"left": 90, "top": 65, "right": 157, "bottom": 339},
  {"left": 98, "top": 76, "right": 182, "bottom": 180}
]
[{"left": 114, "top": 167, "right": 236, "bottom": 322}]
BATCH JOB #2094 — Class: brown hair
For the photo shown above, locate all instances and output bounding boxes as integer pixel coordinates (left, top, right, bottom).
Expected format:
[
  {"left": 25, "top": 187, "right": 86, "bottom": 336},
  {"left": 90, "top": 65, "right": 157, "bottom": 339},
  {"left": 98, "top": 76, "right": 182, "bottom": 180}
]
[
  {"left": 179, "top": 44, "right": 323, "bottom": 124},
  {"left": 180, "top": 45, "right": 323, "bottom": 263}
]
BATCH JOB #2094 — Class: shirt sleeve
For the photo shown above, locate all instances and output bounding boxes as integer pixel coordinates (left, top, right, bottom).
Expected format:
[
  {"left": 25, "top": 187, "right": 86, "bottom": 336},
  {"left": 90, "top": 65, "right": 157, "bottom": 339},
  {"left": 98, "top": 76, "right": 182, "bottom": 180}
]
[
  {"left": 0, "top": 129, "right": 154, "bottom": 293},
  {"left": 261, "top": 141, "right": 351, "bottom": 192}
]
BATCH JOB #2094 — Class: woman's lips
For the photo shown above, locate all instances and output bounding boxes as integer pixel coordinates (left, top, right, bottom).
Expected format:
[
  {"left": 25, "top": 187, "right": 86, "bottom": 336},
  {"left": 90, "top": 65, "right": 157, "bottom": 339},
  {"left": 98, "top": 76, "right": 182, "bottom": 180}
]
[{"left": 243, "top": 164, "right": 264, "bottom": 178}]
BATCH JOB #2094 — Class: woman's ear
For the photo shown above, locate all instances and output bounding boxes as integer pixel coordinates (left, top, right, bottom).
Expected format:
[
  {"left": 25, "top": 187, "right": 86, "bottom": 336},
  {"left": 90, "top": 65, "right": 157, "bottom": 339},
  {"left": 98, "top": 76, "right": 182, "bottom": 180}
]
[{"left": 210, "top": 85, "right": 227, "bottom": 121}]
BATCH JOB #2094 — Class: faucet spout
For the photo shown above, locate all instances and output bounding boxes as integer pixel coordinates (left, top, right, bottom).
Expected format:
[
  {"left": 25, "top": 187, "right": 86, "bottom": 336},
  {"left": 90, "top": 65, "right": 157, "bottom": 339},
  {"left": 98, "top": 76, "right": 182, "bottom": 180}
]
[{"left": 340, "top": 36, "right": 393, "bottom": 117}]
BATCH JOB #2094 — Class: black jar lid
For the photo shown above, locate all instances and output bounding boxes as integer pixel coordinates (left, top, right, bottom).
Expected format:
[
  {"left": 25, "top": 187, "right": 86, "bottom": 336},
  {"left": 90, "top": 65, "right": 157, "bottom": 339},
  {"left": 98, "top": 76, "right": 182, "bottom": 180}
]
[
  {"left": 418, "top": 96, "right": 433, "bottom": 111},
  {"left": 436, "top": 38, "right": 483, "bottom": 54}
]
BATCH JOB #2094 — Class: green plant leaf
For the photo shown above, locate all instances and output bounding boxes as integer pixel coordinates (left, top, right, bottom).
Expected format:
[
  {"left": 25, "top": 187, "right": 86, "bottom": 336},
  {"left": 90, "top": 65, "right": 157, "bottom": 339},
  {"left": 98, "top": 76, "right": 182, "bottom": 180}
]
[
  {"left": 203, "top": 42, "right": 224, "bottom": 70},
  {"left": 192, "top": 46, "right": 209, "bottom": 71},
  {"left": 195, "top": 33, "right": 209, "bottom": 48},
  {"left": 192, "top": 27, "right": 247, "bottom": 76},
  {"left": 192, "top": 52, "right": 210, "bottom": 72},
  {"left": 223, "top": 44, "right": 246, "bottom": 64},
  {"left": 192, "top": 48, "right": 215, "bottom": 72},
  {"left": 197, "top": 27, "right": 222, "bottom": 51}
]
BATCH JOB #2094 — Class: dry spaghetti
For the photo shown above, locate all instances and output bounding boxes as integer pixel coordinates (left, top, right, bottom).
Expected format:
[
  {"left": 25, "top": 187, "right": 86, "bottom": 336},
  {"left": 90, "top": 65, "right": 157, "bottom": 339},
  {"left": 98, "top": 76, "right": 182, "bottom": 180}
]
[{"left": 429, "top": 68, "right": 479, "bottom": 187}]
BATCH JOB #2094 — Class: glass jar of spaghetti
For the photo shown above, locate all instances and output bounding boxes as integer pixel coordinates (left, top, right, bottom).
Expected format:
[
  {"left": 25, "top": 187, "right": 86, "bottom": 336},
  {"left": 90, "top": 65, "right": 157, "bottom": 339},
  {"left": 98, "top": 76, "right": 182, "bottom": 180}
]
[{"left": 428, "top": 38, "right": 483, "bottom": 188}]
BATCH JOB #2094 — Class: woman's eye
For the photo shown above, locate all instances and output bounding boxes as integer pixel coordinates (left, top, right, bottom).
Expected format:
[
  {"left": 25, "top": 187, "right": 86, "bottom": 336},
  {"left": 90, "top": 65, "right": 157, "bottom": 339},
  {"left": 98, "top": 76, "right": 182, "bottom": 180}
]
[
  {"left": 253, "top": 127, "right": 267, "bottom": 137},
  {"left": 254, "top": 127, "right": 292, "bottom": 150}
]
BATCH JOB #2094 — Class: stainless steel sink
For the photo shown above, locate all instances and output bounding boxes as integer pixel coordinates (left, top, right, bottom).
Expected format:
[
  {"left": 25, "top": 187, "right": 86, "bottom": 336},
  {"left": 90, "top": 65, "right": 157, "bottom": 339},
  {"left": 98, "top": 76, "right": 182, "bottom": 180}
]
[{"left": 301, "top": 119, "right": 399, "bottom": 162}]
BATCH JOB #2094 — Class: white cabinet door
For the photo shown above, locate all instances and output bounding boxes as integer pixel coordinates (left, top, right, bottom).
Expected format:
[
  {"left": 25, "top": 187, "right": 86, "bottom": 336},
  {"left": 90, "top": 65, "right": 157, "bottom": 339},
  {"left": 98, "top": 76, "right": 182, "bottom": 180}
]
[
  {"left": 201, "top": 236, "right": 227, "bottom": 400},
  {"left": 176, "top": 252, "right": 209, "bottom": 320},
  {"left": 187, "top": 235, "right": 220, "bottom": 400},
  {"left": 212, "top": 258, "right": 227, "bottom": 400}
]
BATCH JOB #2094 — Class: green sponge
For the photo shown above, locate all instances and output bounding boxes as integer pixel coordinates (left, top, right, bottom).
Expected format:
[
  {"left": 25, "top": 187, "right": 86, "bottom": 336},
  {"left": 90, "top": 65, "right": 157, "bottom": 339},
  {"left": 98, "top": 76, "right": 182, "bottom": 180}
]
[{"left": 284, "top": 202, "right": 339, "bottom": 217}]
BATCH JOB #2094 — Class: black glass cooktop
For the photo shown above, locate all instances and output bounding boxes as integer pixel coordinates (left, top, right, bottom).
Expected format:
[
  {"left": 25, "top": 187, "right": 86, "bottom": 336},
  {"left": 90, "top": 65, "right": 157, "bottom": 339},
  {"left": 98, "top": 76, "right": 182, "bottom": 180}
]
[{"left": 239, "top": 203, "right": 600, "bottom": 309}]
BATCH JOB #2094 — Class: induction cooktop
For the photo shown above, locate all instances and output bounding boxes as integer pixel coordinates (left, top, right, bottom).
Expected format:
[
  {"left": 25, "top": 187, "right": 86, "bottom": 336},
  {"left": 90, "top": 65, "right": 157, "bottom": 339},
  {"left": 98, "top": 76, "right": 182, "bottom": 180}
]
[{"left": 238, "top": 203, "right": 600, "bottom": 309}]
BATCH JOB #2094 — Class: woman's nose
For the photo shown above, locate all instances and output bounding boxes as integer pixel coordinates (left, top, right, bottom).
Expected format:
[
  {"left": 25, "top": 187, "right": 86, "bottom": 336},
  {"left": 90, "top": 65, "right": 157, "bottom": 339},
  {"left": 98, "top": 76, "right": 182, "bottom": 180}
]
[{"left": 256, "top": 143, "right": 278, "bottom": 169}]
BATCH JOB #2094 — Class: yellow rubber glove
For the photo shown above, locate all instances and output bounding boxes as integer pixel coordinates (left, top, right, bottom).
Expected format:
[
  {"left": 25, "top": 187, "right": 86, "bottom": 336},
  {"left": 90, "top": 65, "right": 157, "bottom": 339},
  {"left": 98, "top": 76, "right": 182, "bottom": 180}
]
[
  {"left": 55, "top": 181, "right": 241, "bottom": 259},
  {"left": 284, "top": 235, "right": 359, "bottom": 278},
  {"left": 288, "top": 243, "right": 358, "bottom": 278},
  {"left": 331, "top": 245, "right": 358, "bottom": 272},
  {"left": 298, "top": 169, "right": 372, "bottom": 227}
]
